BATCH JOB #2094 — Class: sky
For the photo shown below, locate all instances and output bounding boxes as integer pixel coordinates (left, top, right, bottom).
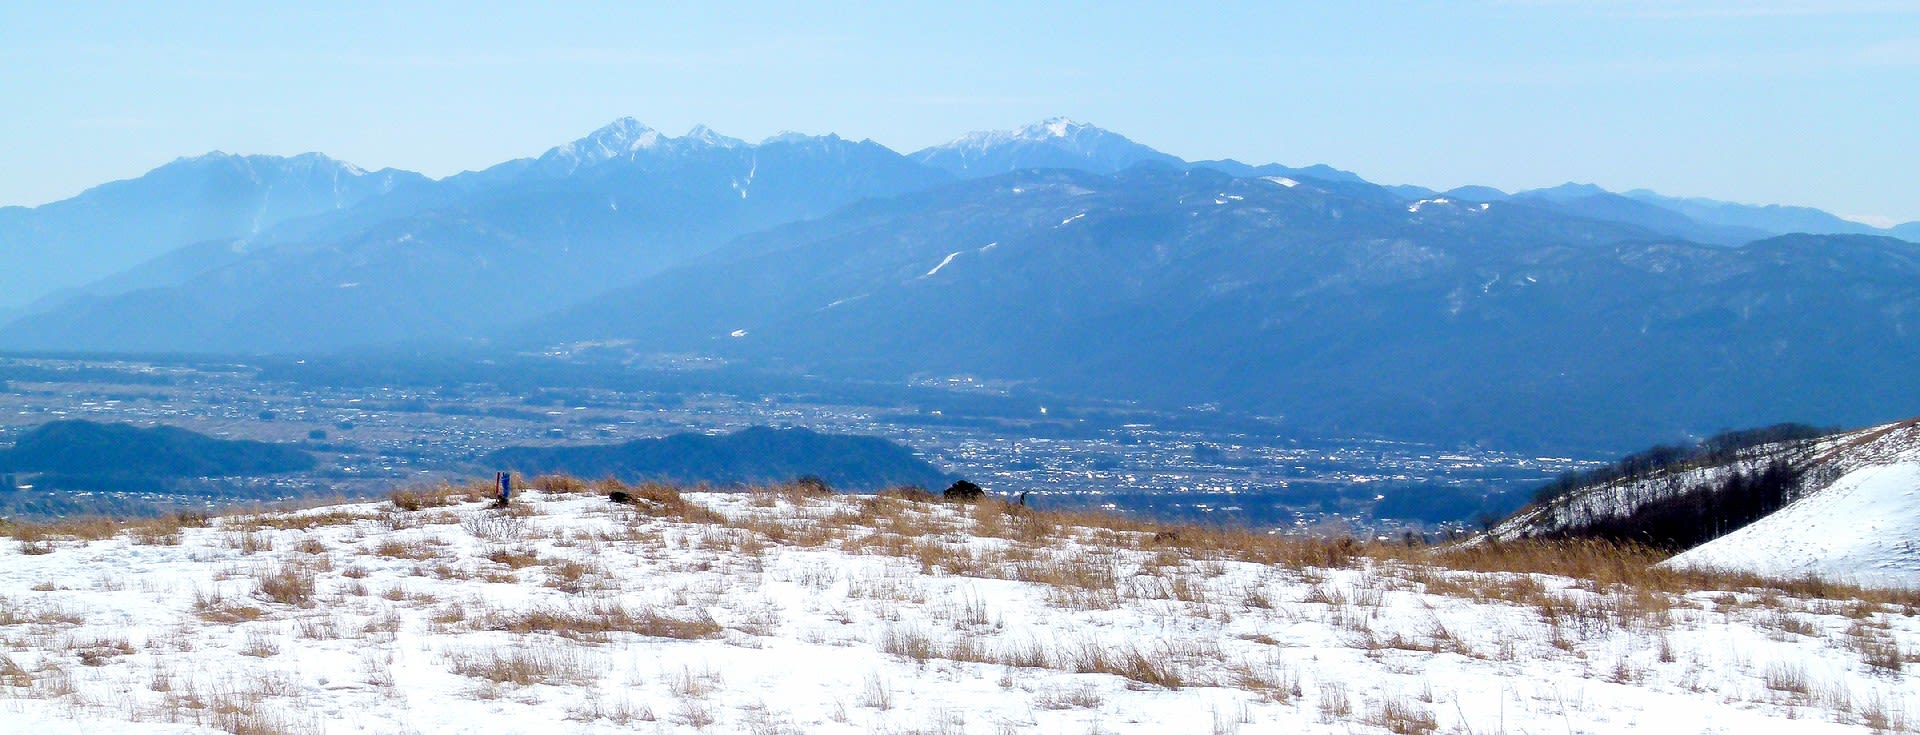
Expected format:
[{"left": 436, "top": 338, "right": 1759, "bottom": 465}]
[{"left": 2, "top": 1, "right": 1917, "bottom": 224}]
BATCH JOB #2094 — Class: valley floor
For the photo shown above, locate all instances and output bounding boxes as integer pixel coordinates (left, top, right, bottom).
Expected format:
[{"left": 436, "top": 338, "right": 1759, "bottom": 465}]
[{"left": 2, "top": 481, "right": 1918, "bottom": 734}]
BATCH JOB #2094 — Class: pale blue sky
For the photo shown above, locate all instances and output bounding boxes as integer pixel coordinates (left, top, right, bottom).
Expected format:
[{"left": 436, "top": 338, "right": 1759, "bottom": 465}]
[{"left": 3, "top": 1, "right": 1917, "bottom": 223}]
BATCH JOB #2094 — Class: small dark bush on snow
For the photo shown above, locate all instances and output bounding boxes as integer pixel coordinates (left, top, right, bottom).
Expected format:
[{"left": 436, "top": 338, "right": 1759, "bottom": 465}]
[{"left": 943, "top": 480, "right": 984, "bottom": 502}]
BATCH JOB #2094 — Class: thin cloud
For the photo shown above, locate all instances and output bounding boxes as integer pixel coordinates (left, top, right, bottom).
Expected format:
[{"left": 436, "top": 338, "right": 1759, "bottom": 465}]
[
  {"left": 1499, "top": 0, "right": 1920, "bottom": 18},
  {"left": 1859, "top": 38, "right": 1920, "bottom": 66}
]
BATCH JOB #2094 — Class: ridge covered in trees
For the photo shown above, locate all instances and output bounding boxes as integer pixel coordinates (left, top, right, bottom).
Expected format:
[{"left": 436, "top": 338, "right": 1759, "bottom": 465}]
[
  {"left": 1516, "top": 423, "right": 1835, "bottom": 551},
  {"left": 484, "top": 426, "right": 955, "bottom": 492},
  {"left": 0, "top": 420, "right": 316, "bottom": 479}
]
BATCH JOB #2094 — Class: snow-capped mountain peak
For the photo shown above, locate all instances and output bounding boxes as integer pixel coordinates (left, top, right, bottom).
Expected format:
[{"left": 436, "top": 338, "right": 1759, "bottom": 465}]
[
  {"left": 163, "top": 151, "right": 370, "bottom": 179},
  {"left": 537, "top": 118, "right": 666, "bottom": 174},
  {"left": 912, "top": 118, "right": 1181, "bottom": 178},
  {"left": 683, "top": 124, "right": 746, "bottom": 149},
  {"left": 1021, "top": 116, "right": 1087, "bottom": 140},
  {"left": 939, "top": 117, "right": 1105, "bottom": 151},
  {"left": 589, "top": 117, "right": 662, "bottom": 149}
]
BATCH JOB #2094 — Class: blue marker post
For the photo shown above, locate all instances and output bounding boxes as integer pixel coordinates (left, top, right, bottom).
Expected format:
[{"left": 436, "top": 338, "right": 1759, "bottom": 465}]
[{"left": 495, "top": 471, "right": 512, "bottom": 508}]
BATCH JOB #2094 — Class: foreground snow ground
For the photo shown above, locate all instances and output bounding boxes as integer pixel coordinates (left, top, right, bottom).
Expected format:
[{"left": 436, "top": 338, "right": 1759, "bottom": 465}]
[{"left": 3, "top": 481, "right": 1920, "bottom": 734}]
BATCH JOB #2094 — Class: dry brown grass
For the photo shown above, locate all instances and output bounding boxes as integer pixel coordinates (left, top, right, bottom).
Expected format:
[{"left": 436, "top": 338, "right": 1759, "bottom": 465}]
[
  {"left": 444, "top": 643, "right": 595, "bottom": 686},
  {"left": 1437, "top": 538, "right": 1920, "bottom": 607},
  {"left": 389, "top": 480, "right": 491, "bottom": 511},
  {"left": 240, "top": 509, "right": 370, "bottom": 531},
  {"left": 1067, "top": 641, "right": 1187, "bottom": 690},
  {"left": 128, "top": 512, "right": 212, "bottom": 545},
  {"left": 542, "top": 557, "right": 610, "bottom": 594},
  {"left": 478, "top": 600, "right": 722, "bottom": 642},
  {"left": 605, "top": 479, "right": 726, "bottom": 524},
  {"left": 1033, "top": 683, "right": 1104, "bottom": 709},
  {"left": 531, "top": 474, "right": 592, "bottom": 494},
  {"left": 485, "top": 546, "right": 541, "bottom": 569},
  {"left": 1368, "top": 695, "right": 1438, "bottom": 735},
  {"left": 195, "top": 588, "right": 265, "bottom": 623},
  {"left": 73, "top": 637, "right": 135, "bottom": 666},
  {"left": 253, "top": 564, "right": 317, "bottom": 607},
  {"left": 1318, "top": 682, "right": 1353, "bottom": 723},
  {"left": 4, "top": 514, "right": 178, "bottom": 552},
  {"left": 0, "top": 654, "right": 31, "bottom": 687},
  {"left": 371, "top": 537, "right": 443, "bottom": 561}
]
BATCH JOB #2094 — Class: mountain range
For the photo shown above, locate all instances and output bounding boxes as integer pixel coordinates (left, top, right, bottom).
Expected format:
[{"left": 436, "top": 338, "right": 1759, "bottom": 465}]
[{"left": 2, "top": 117, "right": 1917, "bottom": 450}]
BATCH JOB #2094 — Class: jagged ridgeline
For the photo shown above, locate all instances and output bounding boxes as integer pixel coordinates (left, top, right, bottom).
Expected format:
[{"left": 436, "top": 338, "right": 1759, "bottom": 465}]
[
  {"left": 1487, "top": 422, "right": 1840, "bottom": 550},
  {"left": 0, "top": 419, "right": 316, "bottom": 492},
  {"left": 484, "top": 426, "right": 955, "bottom": 492}
]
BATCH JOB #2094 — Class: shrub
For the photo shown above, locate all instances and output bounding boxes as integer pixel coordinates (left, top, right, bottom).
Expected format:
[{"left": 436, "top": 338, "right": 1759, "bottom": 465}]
[{"left": 943, "top": 480, "right": 985, "bottom": 502}]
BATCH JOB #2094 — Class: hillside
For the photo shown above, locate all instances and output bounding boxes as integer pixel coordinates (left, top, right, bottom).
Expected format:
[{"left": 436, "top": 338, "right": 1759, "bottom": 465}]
[
  {"left": 1489, "top": 417, "right": 1920, "bottom": 588},
  {"left": 1669, "top": 420, "right": 1920, "bottom": 586},
  {"left": 2, "top": 479, "right": 1918, "bottom": 733},
  {"left": 0, "top": 419, "right": 315, "bottom": 480},
  {"left": 484, "top": 426, "right": 954, "bottom": 492},
  {"left": 528, "top": 165, "right": 1920, "bottom": 451},
  {"left": 0, "top": 152, "right": 428, "bottom": 311}
]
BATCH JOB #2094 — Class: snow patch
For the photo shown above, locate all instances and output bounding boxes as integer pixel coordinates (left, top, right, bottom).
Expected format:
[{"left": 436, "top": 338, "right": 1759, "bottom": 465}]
[
  {"left": 821, "top": 293, "right": 869, "bottom": 310},
  {"left": 1260, "top": 176, "right": 1299, "bottom": 188},
  {"left": 729, "top": 329, "right": 748, "bottom": 338},
  {"left": 1058, "top": 213, "right": 1086, "bottom": 227},
  {"left": 922, "top": 251, "right": 962, "bottom": 278}
]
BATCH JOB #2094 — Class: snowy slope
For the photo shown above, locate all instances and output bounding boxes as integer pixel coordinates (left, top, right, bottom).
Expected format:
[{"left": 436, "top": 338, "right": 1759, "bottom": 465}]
[
  {"left": 1669, "top": 420, "right": 1920, "bottom": 587},
  {"left": 3, "top": 484, "right": 1919, "bottom": 733}
]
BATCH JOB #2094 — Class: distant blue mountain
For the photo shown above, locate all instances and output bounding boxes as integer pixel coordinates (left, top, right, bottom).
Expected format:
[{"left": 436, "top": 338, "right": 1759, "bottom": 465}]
[
  {"left": 525, "top": 166, "right": 1920, "bottom": 451},
  {"left": 1187, "top": 159, "right": 1371, "bottom": 185},
  {"left": 1384, "top": 184, "right": 1441, "bottom": 200},
  {"left": 1622, "top": 189, "right": 1887, "bottom": 238},
  {"left": 1433, "top": 183, "right": 1917, "bottom": 246},
  {"left": 0, "top": 153, "right": 428, "bottom": 309},
  {"left": 1506, "top": 183, "right": 1769, "bottom": 245},
  {"left": 1442, "top": 185, "right": 1509, "bottom": 202},
  {"left": 0, "top": 120, "right": 949, "bottom": 353},
  {"left": 911, "top": 118, "right": 1183, "bottom": 177},
  {"left": 6, "top": 116, "right": 1918, "bottom": 455}
]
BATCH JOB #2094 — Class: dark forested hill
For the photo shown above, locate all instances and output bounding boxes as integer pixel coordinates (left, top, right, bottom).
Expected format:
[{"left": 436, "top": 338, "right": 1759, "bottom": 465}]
[
  {"left": 0, "top": 420, "right": 315, "bottom": 480},
  {"left": 484, "top": 426, "right": 954, "bottom": 492}
]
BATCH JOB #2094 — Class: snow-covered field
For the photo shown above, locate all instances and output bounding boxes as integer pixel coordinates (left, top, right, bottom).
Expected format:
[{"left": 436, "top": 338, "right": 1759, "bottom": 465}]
[{"left": 4, "top": 482, "right": 1920, "bottom": 734}]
